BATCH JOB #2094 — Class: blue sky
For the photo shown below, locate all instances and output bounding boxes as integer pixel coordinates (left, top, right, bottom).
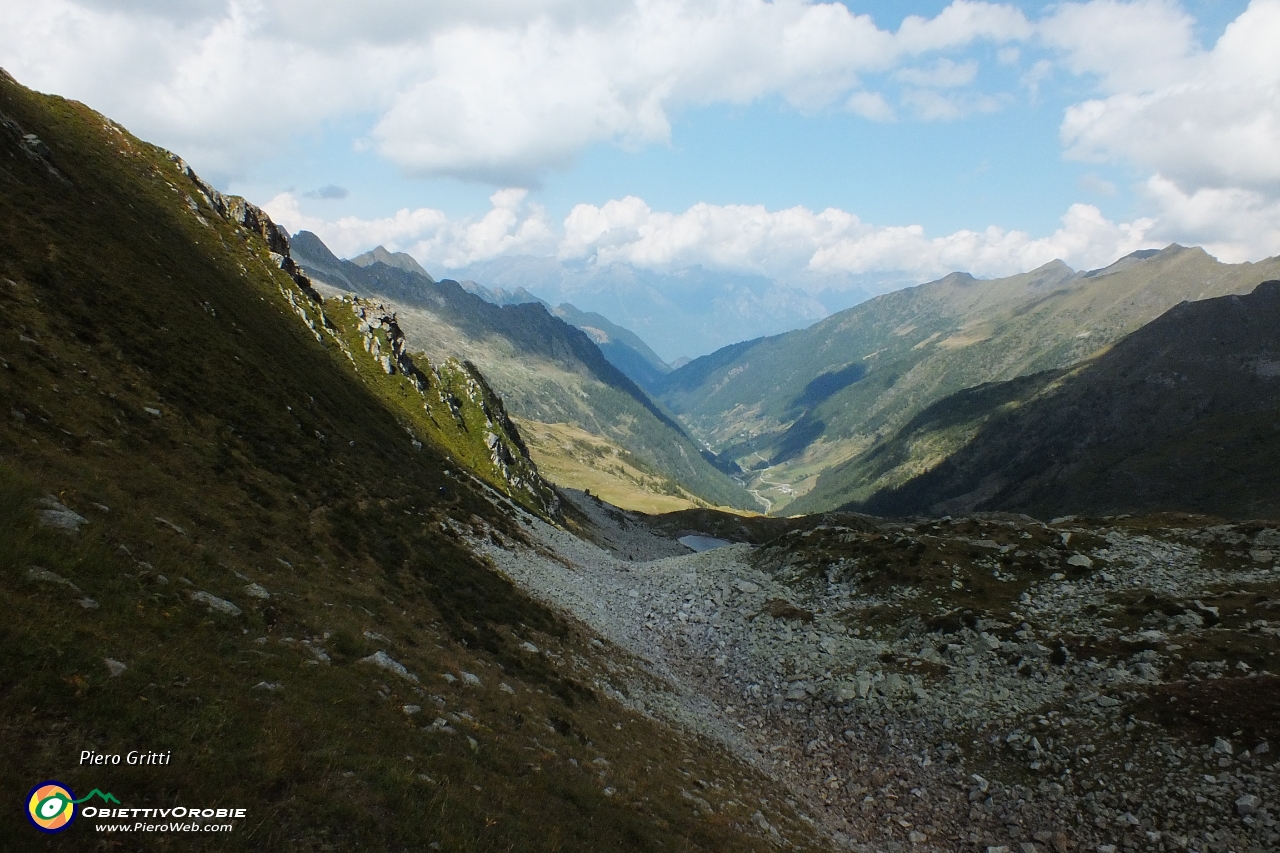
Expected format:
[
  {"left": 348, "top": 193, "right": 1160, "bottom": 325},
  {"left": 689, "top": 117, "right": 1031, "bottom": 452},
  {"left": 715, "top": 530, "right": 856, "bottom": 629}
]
[
  {"left": 239, "top": 0, "right": 1250, "bottom": 239},
  {"left": 3, "top": 1, "right": 1277, "bottom": 289}
]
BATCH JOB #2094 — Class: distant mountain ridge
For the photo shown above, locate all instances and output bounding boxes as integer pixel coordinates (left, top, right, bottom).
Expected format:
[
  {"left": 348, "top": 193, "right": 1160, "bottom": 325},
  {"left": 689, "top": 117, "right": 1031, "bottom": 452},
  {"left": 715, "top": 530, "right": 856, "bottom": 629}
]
[
  {"left": 447, "top": 254, "right": 900, "bottom": 363},
  {"left": 549, "top": 303, "right": 671, "bottom": 394},
  {"left": 290, "top": 232, "right": 753, "bottom": 510},
  {"left": 342, "top": 246, "right": 674, "bottom": 393},
  {"left": 652, "top": 246, "right": 1280, "bottom": 514},
  {"left": 351, "top": 244, "right": 434, "bottom": 279},
  {"left": 459, "top": 279, "right": 542, "bottom": 307},
  {"left": 853, "top": 279, "right": 1280, "bottom": 520}
]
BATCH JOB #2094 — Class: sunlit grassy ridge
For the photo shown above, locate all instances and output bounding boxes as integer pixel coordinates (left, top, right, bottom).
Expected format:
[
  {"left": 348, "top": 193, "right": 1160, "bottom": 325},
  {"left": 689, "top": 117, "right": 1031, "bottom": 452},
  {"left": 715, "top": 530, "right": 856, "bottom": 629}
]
[{"left": 0, "top": 71, "right": 820, "bottom": 852}]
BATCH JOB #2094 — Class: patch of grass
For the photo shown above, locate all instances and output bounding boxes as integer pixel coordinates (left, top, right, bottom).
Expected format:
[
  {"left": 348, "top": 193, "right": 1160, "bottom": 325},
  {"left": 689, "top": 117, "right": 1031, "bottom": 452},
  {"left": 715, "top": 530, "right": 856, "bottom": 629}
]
[
  {"left": 517, "top": 419, "right": 710, "bottom": 514},
  {"left": 751, "top": 515, "right": 1102, "bottom": 637}
]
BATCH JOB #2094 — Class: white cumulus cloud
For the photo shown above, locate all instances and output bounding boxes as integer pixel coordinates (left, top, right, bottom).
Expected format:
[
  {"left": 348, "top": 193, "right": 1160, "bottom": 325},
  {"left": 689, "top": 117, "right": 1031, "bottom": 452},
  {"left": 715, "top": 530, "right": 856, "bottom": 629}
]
[
  {"left": 1046, "top": 0, "right": 1280, "bottom": 259},
  {"left": 264, "top": 188, "right": 556, "bottom": 268},
  {"left": 276, "top": 191, "right": 1162, "bottom": 284},
  {"left": 0, "top": 0, "right": 1031, "bottom": 183}
]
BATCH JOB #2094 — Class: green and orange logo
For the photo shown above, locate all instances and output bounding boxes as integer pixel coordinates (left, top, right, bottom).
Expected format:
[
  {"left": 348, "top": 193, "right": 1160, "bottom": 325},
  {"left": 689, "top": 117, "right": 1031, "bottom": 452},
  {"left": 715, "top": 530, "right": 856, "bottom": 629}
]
[
  {"left": 27, "top": 781, "right": 76, "bottom": 832},
  {"left": 26, "top": 782, "right": 118, "bottom": 833}
]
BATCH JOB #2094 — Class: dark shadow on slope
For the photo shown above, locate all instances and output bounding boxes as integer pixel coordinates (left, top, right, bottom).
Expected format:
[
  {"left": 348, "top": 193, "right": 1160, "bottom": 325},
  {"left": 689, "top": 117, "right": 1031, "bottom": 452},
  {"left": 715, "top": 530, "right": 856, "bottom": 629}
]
[
  {"left": 850, "top": 281, "right": 1280, "bottom": 521},
  {"left": 789, "top": 362, "right": 867, "bottom": 411},
  {"left": 769, "top": 413, "right": 827, "bottom": 465}
]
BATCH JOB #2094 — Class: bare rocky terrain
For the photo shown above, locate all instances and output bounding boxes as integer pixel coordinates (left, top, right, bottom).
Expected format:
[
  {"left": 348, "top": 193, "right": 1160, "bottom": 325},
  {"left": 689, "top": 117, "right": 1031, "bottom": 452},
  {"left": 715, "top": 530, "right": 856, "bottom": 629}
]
[{"left": 475, "top": 491, "right": 1280, "bottom": 853}]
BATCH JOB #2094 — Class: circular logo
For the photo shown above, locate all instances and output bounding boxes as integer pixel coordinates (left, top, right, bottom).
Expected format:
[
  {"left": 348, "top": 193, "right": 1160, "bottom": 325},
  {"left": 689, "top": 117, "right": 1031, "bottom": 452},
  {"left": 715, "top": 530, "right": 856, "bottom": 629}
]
[{"left": 27, "top": 781, "right": 76, "bottom": 833}]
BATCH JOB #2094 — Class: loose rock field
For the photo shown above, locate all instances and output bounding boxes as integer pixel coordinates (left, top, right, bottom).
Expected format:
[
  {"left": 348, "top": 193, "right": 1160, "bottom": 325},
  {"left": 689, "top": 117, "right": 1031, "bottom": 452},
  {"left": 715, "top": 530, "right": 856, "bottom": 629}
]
[{"left": 478, "top": 491, "right": 1280, "bottom": 853}]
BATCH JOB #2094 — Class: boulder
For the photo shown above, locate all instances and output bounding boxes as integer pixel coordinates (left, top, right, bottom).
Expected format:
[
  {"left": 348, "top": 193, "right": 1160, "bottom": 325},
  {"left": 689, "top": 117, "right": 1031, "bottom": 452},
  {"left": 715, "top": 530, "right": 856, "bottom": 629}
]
[
  {"left": 358, "top": 650, "right": 419, "bottom": 682},
  {"left": 190, "top": 591, "right": 241, "bottom": 616}
]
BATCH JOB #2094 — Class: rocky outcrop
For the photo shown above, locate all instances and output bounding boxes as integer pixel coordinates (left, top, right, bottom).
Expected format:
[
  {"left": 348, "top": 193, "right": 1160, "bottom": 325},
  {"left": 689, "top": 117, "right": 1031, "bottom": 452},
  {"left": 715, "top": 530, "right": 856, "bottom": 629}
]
[
  {"left": 169, "top": 154, "right": 321, "bottom": 303},
  {"left": 339, "top": 297, "right": 547, "bottom": 506},
  {"left": 0, "top": 100, "right": 66, "bottom": 181},
  {"left": 164, "top": 155, "right": 557, "bottom": 517}
]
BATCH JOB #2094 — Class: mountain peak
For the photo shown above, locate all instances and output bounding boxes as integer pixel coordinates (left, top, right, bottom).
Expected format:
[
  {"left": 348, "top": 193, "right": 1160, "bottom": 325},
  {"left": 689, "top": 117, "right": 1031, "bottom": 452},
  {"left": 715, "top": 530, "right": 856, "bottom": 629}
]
[
  {"left": 350, "top": 245, "right": 434, "bottom": 280},
  {"left": 291, "top": 230, "right": 342, "bottom": 265}
]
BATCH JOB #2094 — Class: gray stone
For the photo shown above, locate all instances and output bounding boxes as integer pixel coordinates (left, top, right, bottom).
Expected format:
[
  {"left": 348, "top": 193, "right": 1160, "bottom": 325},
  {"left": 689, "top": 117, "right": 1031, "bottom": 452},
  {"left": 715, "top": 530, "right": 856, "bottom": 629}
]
[
  {"left": 460, "top": 671, "right": 482, "bottom": 686},
  {"left": 402, "top": 704, "right": 422, "bottom": 715},
  {"left": 190, "top": 591, "right": 241, "bottom": 616},
  {"left": 243, "top": 583, "right": 270, "bottom": 599},
  {"left": 104, "top": 658, "right": 127, "bottom": 677},
  {"left": 154, "top": 516, "right": 186, "bottom": 535},
  {"left": 27, "top": 565, "right": 81, "bottom": 592},
  {"left": 37, "top": 496, "right": 87, "bottom": 532},
  {"left": 358, "top": 651, "right": 419, "bottom": 682},
  {"left": 1066, "top": 554, "right": 1093, "bottom": 569},
  {"left": 1236, "top": 794, "right": 1261, "bottom": 816}
]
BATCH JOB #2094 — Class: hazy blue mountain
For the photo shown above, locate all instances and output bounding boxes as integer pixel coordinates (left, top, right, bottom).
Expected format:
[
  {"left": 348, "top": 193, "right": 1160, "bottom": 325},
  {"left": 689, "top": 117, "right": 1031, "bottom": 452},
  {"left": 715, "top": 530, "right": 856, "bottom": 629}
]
[
  {"left": 459, "top": 279, "right": 543, "bottom": 306},
  {"left": 550, "top": 303, "right": 671, "bottom": 394},
  {"left": 445, "top": 255, "right": 903, "bottom": 362}
]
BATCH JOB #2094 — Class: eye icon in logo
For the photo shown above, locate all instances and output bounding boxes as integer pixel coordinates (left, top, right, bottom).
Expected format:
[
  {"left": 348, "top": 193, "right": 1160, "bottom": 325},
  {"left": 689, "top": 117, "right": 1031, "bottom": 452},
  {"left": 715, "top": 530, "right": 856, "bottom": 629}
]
[{"left": 27, "top": 782, "right": 76, "bottom": 833}]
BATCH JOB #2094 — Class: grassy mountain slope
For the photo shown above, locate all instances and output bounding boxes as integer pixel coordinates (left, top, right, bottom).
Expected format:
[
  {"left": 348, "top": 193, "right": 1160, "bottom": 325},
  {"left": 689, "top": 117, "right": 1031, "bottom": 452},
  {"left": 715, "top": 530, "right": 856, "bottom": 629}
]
[
  {"left": 655, "top": 249, "right": 1280, "bottom": 514},
  {"left": 0, "top": 72, "right": 815, "bottom": 851},
  {"left": 850, "top": 280, "right": 1280, "bottom": 520},
  {"left": 291, "top": 232, "right": 754, "bottom": 512},
  {"left": 515, "top": 419, "right": 718, "bottom": 514}
]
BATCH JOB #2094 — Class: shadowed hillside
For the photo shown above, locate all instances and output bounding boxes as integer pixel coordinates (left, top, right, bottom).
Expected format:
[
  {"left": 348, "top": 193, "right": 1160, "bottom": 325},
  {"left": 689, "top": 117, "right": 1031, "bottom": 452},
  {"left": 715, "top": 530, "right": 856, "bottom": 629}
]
[
  {"left": 0, "top": 70, "right": 817, "bottom": 852},
  {"left": 853, "top": 281, "right": 1280, "bottom": 520}
]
